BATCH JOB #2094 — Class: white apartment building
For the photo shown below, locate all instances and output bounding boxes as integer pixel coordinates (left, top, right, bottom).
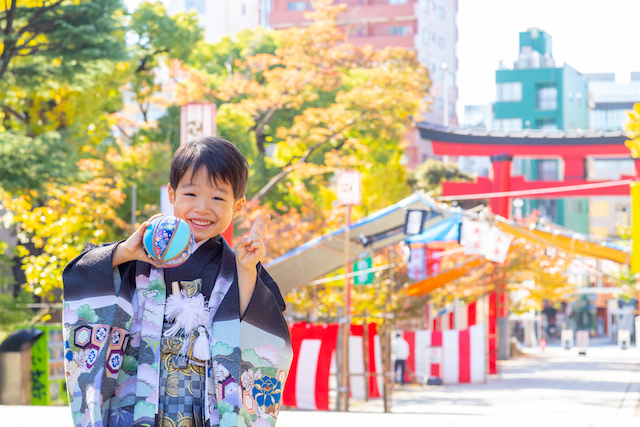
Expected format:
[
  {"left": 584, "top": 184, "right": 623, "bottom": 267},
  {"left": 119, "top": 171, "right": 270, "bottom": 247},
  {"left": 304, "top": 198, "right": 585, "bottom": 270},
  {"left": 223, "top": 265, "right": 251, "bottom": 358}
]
[{"left": 169, "top": 0, "right": 262, "bottom": 43}]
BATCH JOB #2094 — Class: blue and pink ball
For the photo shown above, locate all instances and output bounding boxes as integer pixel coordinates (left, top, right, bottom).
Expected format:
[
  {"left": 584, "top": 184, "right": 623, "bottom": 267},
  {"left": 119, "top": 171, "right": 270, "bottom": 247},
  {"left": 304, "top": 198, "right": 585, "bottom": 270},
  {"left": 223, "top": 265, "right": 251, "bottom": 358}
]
[{"left": 143, "top": 215, "right": 194, "bottom": 268}]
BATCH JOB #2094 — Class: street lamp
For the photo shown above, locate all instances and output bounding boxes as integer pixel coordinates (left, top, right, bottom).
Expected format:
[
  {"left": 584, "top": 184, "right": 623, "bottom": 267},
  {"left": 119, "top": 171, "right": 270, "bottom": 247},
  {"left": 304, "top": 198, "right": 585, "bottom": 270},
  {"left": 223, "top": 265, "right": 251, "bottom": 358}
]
[{"left": 441, "top": 63, "right": 449, "bottom": 127}]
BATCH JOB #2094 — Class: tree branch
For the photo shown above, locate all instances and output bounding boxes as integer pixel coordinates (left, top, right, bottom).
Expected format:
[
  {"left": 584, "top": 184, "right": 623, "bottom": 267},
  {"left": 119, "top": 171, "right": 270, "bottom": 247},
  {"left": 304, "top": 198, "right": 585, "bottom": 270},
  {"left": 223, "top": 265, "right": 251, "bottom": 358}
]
[
  {"left": 115, "top": 123, "right": 133, "bottom": 140},
  {"left": 0, "top": 104, "right": 28, "bottom": 123},
  {"left": 15, "top": 0, "right": 65, "bottom": 38},
  {"left": 253, "top": 106, "right": 277, "bottom": 139},
  {"left": 0, "top": 0, "right": 18, "bottom": 81},
  {"left": 250, "top": 133, "right": 340, "bottom": 202}
]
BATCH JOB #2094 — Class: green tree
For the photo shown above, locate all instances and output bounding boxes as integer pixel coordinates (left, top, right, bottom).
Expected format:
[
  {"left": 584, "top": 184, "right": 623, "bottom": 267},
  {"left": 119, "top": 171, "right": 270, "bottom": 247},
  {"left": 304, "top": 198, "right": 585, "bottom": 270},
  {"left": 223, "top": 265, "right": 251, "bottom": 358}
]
[
  {"left": 125, "top": 1, "right": 202, "bottom": 125},
  {"left": 0, "top": 0, "right": 125, "bottom": 86},
  {"left": 408, "top": 159, "right": 474, "bottom": 196}
]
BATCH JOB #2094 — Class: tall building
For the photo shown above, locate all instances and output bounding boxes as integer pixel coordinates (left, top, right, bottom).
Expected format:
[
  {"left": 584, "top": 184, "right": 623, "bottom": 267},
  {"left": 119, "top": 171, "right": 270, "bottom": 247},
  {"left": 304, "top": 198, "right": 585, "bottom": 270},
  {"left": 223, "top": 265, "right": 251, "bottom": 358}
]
[
  {"left": 492, "top": 29, "right": 591, "bottom": 233},
  {"left": 585, "top": 72, "right": 640, "bottom": 131},
  {"left": 493, "top": 28, "right": 588, "bottom": 132},
  {"left": 269, "top": 0, "right": 459, "bottom": 127},
  {"left": 169, "top": 0, "right": 261, "bottom": 43}
]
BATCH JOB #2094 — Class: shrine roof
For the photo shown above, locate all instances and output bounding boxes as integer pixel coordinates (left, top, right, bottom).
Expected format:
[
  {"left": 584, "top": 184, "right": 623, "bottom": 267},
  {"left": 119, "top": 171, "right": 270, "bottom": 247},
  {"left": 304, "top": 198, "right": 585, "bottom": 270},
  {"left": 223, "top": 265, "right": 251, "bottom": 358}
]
[{"left": 416, "top": 122, "right": 630, "bottom": 157}]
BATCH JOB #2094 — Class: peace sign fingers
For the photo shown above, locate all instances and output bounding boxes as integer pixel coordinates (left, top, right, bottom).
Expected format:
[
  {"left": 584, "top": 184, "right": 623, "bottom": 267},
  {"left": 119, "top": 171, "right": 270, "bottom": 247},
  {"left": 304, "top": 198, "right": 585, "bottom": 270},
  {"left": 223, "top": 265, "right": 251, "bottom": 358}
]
[{"left": 236, "top": 214, "right": 271, "bottom": 270}]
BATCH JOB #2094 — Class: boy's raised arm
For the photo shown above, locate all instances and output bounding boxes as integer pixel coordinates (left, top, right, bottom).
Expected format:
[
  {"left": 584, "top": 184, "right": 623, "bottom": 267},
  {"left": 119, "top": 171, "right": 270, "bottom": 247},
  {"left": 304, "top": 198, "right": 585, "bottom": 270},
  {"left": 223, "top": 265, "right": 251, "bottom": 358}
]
[{"left": 235, "top": 214, "right": 270, "bottom": 316}]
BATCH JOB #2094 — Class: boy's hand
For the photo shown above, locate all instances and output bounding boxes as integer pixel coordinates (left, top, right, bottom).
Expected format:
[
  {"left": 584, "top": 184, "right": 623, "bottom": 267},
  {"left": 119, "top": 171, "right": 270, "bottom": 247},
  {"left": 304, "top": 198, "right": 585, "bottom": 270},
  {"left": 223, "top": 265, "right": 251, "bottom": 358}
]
[
  {"left": 112, "top": 213, "right": 163, "bottom": 268},
  {"left": 236, "top": 214, "right": 270, "bottom": 315},
  {"left": 235, "top": 214, "right": 270, "bottom": 272}
]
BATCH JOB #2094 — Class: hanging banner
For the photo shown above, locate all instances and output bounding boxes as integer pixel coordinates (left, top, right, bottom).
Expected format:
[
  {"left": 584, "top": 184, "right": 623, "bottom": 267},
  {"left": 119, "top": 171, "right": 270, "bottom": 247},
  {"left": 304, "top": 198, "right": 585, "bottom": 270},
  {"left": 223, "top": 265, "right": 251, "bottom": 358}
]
[
  {"left": 484, "top": 227, "right": 513, "bottom": 264},
  {"left": 353, "top": 257, "right": 373, "bottom": 285},
  {"left": 405, "top": 210, "right": 429, "bottom": 235},
  {"left": 337, "top": 170, "right": 362, "bottom": 206},
  {"left": 408, "top": 244, "right": 427, "bottom": 280},
  {"left": 426, "top": 246, "right": 443, "bottom": 276},
  {"left": 461, "top": 219, "right": 490, "bottom": 255},
  {"left": 180, "top": 102, "right": 217, "bottom": 145}
]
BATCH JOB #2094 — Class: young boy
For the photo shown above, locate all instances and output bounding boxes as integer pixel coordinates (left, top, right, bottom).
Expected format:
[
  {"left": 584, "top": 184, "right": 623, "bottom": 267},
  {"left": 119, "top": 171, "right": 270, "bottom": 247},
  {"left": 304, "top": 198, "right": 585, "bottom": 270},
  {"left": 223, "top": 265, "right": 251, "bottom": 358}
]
[{"left": 63, "top": 137, "right": 292, "bottom": 427}]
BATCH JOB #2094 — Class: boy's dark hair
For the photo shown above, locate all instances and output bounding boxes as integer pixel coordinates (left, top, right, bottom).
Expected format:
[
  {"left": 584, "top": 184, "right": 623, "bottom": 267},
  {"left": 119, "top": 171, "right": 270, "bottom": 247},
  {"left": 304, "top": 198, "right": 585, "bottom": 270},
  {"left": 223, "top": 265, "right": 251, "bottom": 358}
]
[{"left": 170, "top": 137, "right": 249, "bottom": 200}]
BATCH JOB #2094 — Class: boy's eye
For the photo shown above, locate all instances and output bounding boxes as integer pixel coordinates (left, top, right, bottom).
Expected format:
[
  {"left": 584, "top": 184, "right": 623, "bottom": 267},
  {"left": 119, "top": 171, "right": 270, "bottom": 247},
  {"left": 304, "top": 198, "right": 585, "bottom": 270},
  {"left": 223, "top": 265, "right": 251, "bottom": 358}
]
[
  {"left": 185, "top": 193, "right": 196, "bottom": 197},
  {"left": 213, "top": 197, "right": 225, "bottom": 201}
]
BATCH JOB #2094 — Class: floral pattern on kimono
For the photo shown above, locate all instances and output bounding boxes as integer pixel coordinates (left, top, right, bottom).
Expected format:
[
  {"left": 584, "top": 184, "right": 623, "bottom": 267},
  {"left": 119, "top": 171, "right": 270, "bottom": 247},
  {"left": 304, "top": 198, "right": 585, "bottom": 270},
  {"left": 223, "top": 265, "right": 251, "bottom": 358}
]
[{"left": 63, "top": 237, "right": 292, "bottom": 427}]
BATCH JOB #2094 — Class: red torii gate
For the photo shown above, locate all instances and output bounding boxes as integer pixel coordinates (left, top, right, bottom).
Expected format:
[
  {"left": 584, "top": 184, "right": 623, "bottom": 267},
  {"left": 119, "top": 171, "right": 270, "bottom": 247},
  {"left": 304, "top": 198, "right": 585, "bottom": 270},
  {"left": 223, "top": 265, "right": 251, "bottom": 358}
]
[
  {"left": 417, "top": 123, "right": 634, "bottom": 218},
  {"left": 416, "top": 123, "right": 634, "bottom": 375}
]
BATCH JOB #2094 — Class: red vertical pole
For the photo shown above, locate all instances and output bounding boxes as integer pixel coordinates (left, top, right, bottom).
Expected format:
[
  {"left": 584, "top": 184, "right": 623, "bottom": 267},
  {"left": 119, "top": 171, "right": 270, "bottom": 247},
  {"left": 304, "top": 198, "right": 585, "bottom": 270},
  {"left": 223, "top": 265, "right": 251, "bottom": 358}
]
[
  {"left": 221, "top": 219, "right": 233, "bottom": 246},
  {"left": 489, "top": 154, "right": 513, "bottom": 219},
  {"left": 488, "top": 290, "right": 497, "bottom": 375}
]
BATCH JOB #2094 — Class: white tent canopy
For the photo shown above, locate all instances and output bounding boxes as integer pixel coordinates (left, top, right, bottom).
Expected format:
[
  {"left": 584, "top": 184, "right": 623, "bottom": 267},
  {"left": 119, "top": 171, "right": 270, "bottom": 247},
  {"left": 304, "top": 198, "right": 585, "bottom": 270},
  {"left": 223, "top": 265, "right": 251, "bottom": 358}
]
[{"left": 264, "top": 193, "right": 452, "bottom": 294}]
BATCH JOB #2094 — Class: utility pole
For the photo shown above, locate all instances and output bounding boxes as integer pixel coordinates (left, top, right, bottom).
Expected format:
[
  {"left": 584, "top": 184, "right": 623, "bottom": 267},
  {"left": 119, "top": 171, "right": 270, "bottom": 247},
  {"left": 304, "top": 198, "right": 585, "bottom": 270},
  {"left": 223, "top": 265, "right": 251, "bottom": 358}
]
[
  {"left": 338, "top": 205, "right": 352, "bottom": 412},
  {"left": 336, "top": 170, "right": 361, "bottom": 412}
]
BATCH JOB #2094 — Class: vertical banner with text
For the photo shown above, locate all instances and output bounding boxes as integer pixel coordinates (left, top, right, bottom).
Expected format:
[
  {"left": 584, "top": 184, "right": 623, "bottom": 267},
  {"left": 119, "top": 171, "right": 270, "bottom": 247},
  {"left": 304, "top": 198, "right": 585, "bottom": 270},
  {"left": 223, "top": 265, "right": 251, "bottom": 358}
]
[{"left": 180, "top": 102, "right": 217, "bottom": 145}]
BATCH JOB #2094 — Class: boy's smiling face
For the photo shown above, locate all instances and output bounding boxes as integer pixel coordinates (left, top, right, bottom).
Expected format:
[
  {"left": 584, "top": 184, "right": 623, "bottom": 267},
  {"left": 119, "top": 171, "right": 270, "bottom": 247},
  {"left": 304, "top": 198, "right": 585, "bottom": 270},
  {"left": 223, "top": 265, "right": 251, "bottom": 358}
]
[{"left": 168, "top": 166, "right": 245, "bottom": 242}]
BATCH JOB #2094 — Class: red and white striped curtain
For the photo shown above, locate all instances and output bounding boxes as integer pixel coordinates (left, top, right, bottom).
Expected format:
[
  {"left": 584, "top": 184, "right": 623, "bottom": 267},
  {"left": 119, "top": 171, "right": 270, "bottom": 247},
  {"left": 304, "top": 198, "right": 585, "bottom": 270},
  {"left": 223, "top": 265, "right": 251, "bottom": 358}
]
[
  {"left": 402, "top": 325, "right": 486, "bottom": 385},
  {"left": 283, "top": 323, "right": 383, "bottom": 410}
]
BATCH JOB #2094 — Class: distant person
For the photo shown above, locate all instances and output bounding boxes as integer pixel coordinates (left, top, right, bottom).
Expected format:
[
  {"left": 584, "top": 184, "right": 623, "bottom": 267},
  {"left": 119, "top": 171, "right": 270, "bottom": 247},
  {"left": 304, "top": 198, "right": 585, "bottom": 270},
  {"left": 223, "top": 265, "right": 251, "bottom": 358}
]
[{"left": 393, "top": 332, "right": 410, "bottom": 385}]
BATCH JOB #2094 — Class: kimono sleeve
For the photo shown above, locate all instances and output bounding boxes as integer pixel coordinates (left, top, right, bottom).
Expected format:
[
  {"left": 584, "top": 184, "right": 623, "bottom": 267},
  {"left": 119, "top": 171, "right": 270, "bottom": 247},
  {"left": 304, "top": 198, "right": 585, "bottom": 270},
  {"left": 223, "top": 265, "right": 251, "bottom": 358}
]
[
  {"left": 256, "top": 263, "right": 286, "bottom": 312},
  {"left": 62, "top": 241, "right": 135, "bottom": 427},
  {"left": 237, "top": 271, "right": 293, "bottom": 426}
]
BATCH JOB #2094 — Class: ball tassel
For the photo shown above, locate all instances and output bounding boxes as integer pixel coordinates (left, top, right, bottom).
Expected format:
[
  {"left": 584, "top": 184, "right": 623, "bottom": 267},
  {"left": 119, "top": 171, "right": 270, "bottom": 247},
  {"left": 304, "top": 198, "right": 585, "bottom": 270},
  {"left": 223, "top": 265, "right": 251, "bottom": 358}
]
[{"left": 192, "top": 326, "right": 211, "bottom": 361}]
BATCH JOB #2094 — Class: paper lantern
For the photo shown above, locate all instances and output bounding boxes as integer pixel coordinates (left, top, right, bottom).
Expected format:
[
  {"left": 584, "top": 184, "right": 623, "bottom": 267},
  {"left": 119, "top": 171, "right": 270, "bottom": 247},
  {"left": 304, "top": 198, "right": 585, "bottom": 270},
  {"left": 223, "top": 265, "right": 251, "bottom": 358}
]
[{"left": 143, "top": 216, "right": 194, "bottom": 268}]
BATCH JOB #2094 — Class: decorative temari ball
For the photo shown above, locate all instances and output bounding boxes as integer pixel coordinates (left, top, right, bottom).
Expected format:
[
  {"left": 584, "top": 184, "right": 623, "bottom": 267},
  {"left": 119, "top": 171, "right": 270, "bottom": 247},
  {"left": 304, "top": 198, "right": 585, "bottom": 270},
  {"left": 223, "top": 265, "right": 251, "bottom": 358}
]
[{"left": 143, "top": 215, "right": 194, "bottom": 268}]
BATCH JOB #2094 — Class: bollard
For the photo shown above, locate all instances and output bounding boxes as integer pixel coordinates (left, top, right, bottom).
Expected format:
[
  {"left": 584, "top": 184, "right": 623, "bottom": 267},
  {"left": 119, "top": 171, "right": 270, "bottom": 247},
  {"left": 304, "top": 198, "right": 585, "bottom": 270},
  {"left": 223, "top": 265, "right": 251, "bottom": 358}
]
[
  {"left": 561, "top": 329, "right": 573, "bottom": 350},
  {"left": 576, "top": 330, "right": 589, "bottom": 356},
  {"left": 425, "top": 346, "right": 443, "bottom": 386},
  {"left": 618, "top": 329, "right": 630, "bottom": 350}
]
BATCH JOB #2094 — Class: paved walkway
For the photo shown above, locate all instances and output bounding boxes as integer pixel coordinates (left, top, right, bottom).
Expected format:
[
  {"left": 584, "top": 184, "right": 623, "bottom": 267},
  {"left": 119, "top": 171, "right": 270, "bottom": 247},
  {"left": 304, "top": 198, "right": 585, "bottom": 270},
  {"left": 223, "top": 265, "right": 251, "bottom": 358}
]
[
  {"left": 349, "top": 339, "right": 640, "bottom": 426},
  {"left": 2, "top": 341, "right": 639, "bottom": 427}
]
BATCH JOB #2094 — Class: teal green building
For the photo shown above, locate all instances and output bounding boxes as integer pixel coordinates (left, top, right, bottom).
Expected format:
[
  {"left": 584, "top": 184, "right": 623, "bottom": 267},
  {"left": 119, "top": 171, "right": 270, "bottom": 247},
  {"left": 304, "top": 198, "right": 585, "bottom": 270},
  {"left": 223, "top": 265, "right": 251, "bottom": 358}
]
[{"left": 495, "top": 28, "right": 589, "bottom": 233}]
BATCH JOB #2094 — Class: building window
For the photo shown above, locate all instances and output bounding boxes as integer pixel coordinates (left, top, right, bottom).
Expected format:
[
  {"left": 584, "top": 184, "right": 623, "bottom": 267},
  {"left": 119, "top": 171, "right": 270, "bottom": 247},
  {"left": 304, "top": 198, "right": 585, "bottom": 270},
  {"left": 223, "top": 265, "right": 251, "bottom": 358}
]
[
  {"left": 496, "top": 82, "right": 522, "bottom": 102},
  {"left": 448, "top": 72, "right": 455, "bottom": 88},
  {"left": 493, "top": 118, "right": 523, "bottom": 131},
  {"left": 590, "top": 108, "right": 628, "bottom": 130},
  {"left": 242, "top": 4, "right": 246, "bottom": 14},
  {"left": 438, "top": 36, "right": 445, "bottom": 49},
  {"left": 437, "top": 97, "right": 443, "bottom": 110},
  {"left": 449, "top": 102, "right": 454, "bottom": 117},
  {"left": 287, "top": 1, "right": 306, "bottom": 11},
  {"left": 537, "top": 159, "right": 558, "bottom": 181},
  {"left": 389, "top": 26, "right": 411, "bottom": 36},
  {"left": 437, "top": 66, "right": 444, "bottom": 80},
  {"left": 536, "top": 118, "right": 557, "bottom": 131},
  {"left": 422, "top": 0, "right": 429, "bottom": 13},
  {"left": 389, "top": 0, "right": 409, "bottom": 4},
  {"left": 438, "top": 5, "right": 445, "bottom": 18},
  {"left": 431, "top": 32, "right": 436, "bottom": 42},
  {"left": 185, "top": 0, "right": 206, "bottom": 14},
  {"left": 431, "top": 1, "right": 437, "bottom": 11},
  {"left": 537, "top": 84, "right": 558, "bottom": 110},
  {"left": 592, "top": 159, "right": 635, "bottom": 180},
  {"left": 421, "top": 29, "right": 429, "bottom": 45}
]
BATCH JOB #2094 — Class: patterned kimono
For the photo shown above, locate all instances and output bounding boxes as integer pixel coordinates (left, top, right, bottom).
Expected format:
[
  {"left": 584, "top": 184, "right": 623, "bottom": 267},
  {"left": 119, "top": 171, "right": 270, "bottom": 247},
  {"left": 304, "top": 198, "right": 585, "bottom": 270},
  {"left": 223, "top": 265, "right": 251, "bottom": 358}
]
[{"left": 63, "top": 236, "right": 292, "bottom": 427}]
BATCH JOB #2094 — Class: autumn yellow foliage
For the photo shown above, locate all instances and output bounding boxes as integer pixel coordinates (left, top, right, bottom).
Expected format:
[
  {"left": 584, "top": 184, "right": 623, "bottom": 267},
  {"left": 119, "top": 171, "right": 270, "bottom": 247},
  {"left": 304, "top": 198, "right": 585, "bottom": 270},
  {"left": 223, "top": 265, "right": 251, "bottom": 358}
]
[{"left": 0, "top": 161, "right": 127, "bottom": 298}]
